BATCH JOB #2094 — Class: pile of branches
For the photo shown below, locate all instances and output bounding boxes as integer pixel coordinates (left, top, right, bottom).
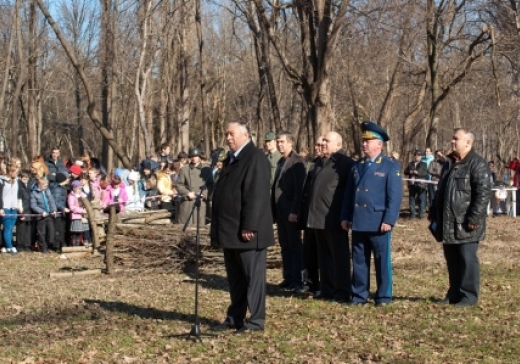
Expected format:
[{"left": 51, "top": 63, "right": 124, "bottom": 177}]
[{"left": 111, "top": 223, "right": 281, "bottom": 272}]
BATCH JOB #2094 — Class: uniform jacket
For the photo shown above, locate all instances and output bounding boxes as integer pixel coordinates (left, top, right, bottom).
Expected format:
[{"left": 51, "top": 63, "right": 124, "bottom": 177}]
[
  {"left": 271, "top": 150, "right": 306, "bottom": 221},
  {"left": 341, "top": 154, "right": 402, "bottom": 232},
  {"left": 429, "top": 149, "right": 491, "bottom": 244},
  {"left": 211, "top": 141, "right": 275, "bottom": 250},
  {"left": 30, "top": 187, "right": 57, "bottom": 220},
  {"left": 305, "top": 150, "right": 353, "bottom": 230},
  {"left": 404, "top": 160, "right": 428, "bottom": 187},
  {"left": 297, "top": 157, "right": 320, "bottom": 230},
  {"left": 267, "top": 150, "right": 282, "bottom": 185},
  {"left": 176, "top": 163, "right": 212, "bottom": 224}
]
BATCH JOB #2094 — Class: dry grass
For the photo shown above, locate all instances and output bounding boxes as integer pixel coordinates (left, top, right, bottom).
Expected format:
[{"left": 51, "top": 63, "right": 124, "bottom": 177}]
[{"left": 1, "top": 215, "right": 519, "bottom": 363}]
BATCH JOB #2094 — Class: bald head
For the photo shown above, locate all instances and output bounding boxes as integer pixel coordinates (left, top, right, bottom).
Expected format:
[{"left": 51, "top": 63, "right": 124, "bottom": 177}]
[{"left": 322, "top": 131, "right": 342, "bottom": 157}]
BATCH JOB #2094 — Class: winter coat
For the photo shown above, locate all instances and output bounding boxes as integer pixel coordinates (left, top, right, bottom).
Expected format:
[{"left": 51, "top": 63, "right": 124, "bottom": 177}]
[
  {"left": 176, "top": 163, "right": 212, "bottom": 225},
  {"left": 18, "top": 181, "right": 32, "bottom": 215},
  {"left": 50, "top": 183, "right": 68, "bottom": 212},
  {"left": 68, "top": 192, "right": 87, "bottom": 220},
  {"left": 101, "top": 184, "right": 129, "bottom": 213},
  {"left": 404, "top": 160, "right": 428, "bottom": 188},
  {"left": 429, "top": 149, "right": 492, "bottom": 244},
  {"left": 45, "top": 156, "right": 67, "bottom": 183},
  {"left": 30, "top": 187, "right": 57, "bottom": 220},
  {"left": 305, "top": 150, "right": 353, "bottom": 230},
  {"left": 210, "top": 141, "right": 275, "bottom": 250}
]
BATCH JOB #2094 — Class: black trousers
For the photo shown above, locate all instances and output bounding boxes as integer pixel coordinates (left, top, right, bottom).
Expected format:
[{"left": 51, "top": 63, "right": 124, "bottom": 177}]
[
  {"left": 303, "top": 228, "right": 320, "bottom": 292},
  {"left": 16, "top": 220, "right": 33, "bottom": 249},
  {"left": 37, "top": 217, "right": 55, "bottom": 250},
  {"left": 443, "top": 242, "right": 480, "bottom": 304},
  {"left": 54, "top": 217, "right": 67, "bottom": 249},
  {"left": 223, "top": 248, "right": 266, "bottom": 329},
  {"left": 315, "top": 229, "right": 351, "bottom": 301},
  {"left": 276, "top": 217, "right": 303, "bottom": 285}
]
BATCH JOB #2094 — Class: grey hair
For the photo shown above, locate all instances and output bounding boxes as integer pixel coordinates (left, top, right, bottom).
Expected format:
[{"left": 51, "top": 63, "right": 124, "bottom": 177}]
[
  {"left": 227, "top": 121, "right": 251, "bottom": 136},
  {"left": 455, "top": 128, "right": 475, "bottom": 142},
  {"left": 276, "top": 130, "right": 294, "bottom": 143}
]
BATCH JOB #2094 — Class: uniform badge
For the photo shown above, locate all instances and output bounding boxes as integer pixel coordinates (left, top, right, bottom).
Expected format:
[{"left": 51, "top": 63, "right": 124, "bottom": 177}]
[
  {"left": 396, "top": 171, "right": 401, "bottom": 176},
  {"left": 374, "top": 171, "right": 385, "bottom": 177}
]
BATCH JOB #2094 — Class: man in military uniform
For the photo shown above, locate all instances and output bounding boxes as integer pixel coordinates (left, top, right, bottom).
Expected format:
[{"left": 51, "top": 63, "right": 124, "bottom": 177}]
[
  {"left": 176, "top": 147, "right": 213, "bottom": 225},
  {"left": 264, "top": 132, "right": 281, "bottom": 186},
  {"left": 341, "top": 121, "right": 402, "bottom": 306}
]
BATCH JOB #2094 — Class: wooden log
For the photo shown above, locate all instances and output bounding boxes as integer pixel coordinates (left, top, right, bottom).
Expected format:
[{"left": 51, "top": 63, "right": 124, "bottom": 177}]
[
  {"left": 82, "top": 197, "right": 100, "bottom": 249},
  {"left": 120, "top": 210, "right": 173, "bottom": 221},
  {"left": 144, "top": 211, "right": 174, "bottom": 223},
  {"left": 62, "top": 252, "right": 91, "bottom": 259},
  {"left": 49, "top": 269, "right": 102, "bottom": 278},
  {"left": 149, "top": 219, "right": 173, "bottom": 225},
  {"left": 106, "top": 206, "right": 117, "bottom": 274},
  {"left": 62, "top": 246, "right": 93, "bottom": 253},
  {"left": 122, "top": 218, "right": 146, "bottom": 224}
]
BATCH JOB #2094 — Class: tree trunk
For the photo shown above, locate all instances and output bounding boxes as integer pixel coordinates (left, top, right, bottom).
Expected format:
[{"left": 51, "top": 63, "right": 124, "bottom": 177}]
[{"left": 35, "top": 0, "right": 133, "bottom": 168}]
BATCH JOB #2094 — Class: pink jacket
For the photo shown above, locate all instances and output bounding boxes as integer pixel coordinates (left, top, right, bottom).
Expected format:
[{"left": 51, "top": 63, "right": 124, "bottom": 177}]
[
  {"left": 101, "top": 184, "right": 128, "bottom": 213},
  {"left": 68, "top": 192, "right": 87, "bottom": 220}
]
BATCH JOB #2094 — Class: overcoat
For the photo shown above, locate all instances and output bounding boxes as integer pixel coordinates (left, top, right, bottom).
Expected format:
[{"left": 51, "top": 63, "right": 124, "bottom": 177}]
[
  {"left": 271, "top": 150, "right": 306, "bottom": 221},
  {"left": 305, "top": 150, "right": 353, "bottom": 230},
  {"left": 211, "top": 141, "right": 275, "bottom": 250},
  {"left": 176, "top": 163, "right": 212, "bottom": 225}
]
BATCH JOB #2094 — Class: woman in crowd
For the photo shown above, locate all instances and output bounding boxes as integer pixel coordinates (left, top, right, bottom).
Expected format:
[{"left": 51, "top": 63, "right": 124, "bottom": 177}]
[
  {"left": 16, "top": 169, "right": 33, "bottom": 252},
  {"left": 0, "top": 164, "right": 22, "bottom": 254}
]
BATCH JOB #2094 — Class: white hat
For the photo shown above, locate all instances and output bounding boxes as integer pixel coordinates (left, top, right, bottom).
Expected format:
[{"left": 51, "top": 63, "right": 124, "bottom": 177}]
[{"left": 128, "top": 171, "right": 140, "bottom": 182}]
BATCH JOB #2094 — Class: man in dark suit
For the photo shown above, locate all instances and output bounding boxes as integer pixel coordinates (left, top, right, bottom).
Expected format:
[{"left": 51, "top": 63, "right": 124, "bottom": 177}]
[
  {"left": 305, "top": 131, "right": 353, "bottom": 303},
  {"left": 210, "top": 121, "right": 275, "bottom": 333},
  {"left": 341, "top": 121, "right": 402, "bottom": 306},
  {"left": 271, "top": 131, "right": 307, "bottom": 291}
]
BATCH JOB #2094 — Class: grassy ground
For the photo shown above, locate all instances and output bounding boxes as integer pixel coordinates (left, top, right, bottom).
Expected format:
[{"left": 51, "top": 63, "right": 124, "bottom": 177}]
[{"left": 1, "top": 215, "right": 519, "bottom": 363}]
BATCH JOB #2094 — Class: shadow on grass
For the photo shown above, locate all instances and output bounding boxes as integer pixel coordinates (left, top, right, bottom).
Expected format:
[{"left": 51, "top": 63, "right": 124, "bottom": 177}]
[
  {"left": 83, "top": 299, "right": 221, "bottom": 327},
  {"left": 182, "top": 269, "right": 313, "bottom": 300}
]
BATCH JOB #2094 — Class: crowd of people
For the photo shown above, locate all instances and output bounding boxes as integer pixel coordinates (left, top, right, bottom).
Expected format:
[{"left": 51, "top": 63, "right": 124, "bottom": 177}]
[
  {"left": 0, "top": 143, "right": 220, "bottom": 254},
  {"left": 0, "top": 121, "right": 509, "bottom": 333}
]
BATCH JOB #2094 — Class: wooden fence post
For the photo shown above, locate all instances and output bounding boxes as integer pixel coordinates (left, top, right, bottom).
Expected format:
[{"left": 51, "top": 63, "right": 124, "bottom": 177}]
[
  {"left": 105, "top": 206, "right": 117, "bottom": 274},
  {"left": 82, "top": 197, "right": 100, "bottom": 249}
]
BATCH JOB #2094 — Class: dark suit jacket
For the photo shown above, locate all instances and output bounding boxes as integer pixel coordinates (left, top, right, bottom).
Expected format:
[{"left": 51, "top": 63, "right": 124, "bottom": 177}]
[
  {"left": 305, "top": 150, "right": 353, "bottom": 230},
  {"left": 211, "top": 141, "right": 275, "bottom": 250},
  {"left": 271, "top": 151, "right": 306, "bottom": 221}
]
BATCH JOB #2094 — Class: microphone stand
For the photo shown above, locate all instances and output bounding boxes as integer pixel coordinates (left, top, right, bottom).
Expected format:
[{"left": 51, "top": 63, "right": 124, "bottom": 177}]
[{"left": 172, "top": 149, "right": 221, "bottom": 342}]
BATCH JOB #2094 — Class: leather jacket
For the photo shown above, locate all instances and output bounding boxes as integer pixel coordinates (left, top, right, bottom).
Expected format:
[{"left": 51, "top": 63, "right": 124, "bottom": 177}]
[{"left": 429, "top": 149, "right": 491, "bottom": 244}]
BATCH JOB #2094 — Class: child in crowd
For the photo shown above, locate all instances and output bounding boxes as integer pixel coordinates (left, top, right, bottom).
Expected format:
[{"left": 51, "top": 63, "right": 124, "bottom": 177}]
[
  {"left": 101, "top": 175, "right": 128, "bottom": 214},
  {"left": 50, "top": 173, "right": 70, "bottom": 250},
  {"left": 69, "top": 165, "right": 82, "bottom": 182},
  {"left": 16, "top": 169, "right": 33, "bottom": 252},
  {"left": 68, "top": 180, "right": 90, "bottom": 247},
  {"left": 156, "top": 170, "right": 176, "bottom": 211},
  {"left": 88, "top": 168, "right": 101, "bottom": 200},
  {"left": 0, "top": 164, "right": 22, "bottom": 254},
  {"left": 30, "top": 178, "right": 57, "bottom": 253},
  {"left": 126, "top": 171, "right": 143, "bottom": 212},
  {"left": 99, "top": 174, "right": 109, "bottom": 203},
  {"left": 145, "top": 175, "right": 160, "bottom": 210}
]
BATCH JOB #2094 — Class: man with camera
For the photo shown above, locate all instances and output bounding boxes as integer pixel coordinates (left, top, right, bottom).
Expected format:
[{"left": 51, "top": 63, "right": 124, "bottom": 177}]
[{"left": 405, "top": 151, "right": 428, "bottom": 219}]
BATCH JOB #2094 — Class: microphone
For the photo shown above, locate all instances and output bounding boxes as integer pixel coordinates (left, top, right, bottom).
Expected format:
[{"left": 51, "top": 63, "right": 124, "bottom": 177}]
[{"left": 210, "top": 148, "right": 223, "bottom": 169}]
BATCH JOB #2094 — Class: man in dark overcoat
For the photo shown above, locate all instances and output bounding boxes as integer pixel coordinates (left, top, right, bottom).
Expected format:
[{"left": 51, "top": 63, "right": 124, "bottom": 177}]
[
  {"left": 210, "top": 121, "right": 275, "bottom": 333},
  {"left": 271, "top": 131, "right": 306, "bottom": 291},
  {"left": 305, "top": 131, "right": 353, "bottom": 302}
]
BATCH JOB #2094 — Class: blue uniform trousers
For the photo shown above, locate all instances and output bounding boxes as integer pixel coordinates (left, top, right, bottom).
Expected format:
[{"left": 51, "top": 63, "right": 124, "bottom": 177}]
[{"left": 351, "top": 231, "right": 392, "bottom": 304}]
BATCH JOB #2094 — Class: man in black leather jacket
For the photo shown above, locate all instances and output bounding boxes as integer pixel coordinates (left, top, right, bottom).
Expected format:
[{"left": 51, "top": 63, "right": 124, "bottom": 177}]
[{"left": 429, "top": 128, "right": 491, "bottom": 307}]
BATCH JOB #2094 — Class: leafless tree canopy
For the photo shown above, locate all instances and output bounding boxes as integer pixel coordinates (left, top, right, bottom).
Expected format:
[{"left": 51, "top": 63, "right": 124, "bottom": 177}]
[{"left": 0, "top": 0, "right": 518, "bottom": 169}]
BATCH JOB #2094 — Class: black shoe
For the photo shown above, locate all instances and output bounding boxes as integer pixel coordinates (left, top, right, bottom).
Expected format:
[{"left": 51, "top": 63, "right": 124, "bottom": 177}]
[
  {"left": 344, "top": 301, "right": 367, "bottom": 306},
  {"left": 454, "top": 301, "right": 476, "bottom": 308},
  {"left": 313, "top": 292, "right": 333, "bottom": 301},
  {"left": 278, "top": 280, "right": 292, "bottom": 289},
  {"left": 286, "top": 282, "right": 304, "bottom": 291},
  {"left": 211, "top": 322, "right": 235, "bottom": 332},
  {"left": 235, "top": 325, "right": 264, "bottom": 334}
]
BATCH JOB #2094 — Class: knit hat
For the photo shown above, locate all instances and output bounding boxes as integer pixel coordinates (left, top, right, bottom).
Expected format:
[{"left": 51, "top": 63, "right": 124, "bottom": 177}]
[
  {"left": 56, "top": 173, "right": 68, "bottom": 184},
  {"left": 128, "top": 171, "right": 140, "bottom": 182},
  {"left": 69, "top": 165, "right": 82, "bottom": 176},
  {"left": 71, "top": 180, "right": 82, "bottom": 189}
]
